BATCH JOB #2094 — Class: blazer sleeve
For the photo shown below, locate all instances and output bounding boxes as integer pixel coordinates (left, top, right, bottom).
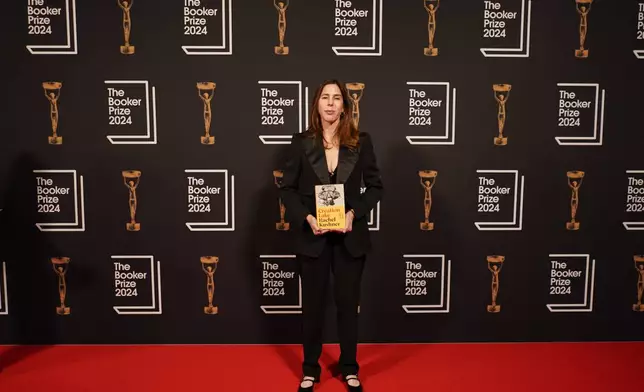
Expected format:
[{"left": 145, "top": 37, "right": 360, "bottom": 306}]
[
  {"left": 351, "top": 132, "right": 384, "bottom": 220},
  {"left": 280, "top": 134, "right": 311, "bottom": 225}
]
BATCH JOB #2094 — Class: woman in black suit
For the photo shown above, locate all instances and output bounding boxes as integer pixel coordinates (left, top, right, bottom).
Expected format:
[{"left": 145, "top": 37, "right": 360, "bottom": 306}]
[{"left": 280, "top": 80, "right": 384, "bottom": 392}]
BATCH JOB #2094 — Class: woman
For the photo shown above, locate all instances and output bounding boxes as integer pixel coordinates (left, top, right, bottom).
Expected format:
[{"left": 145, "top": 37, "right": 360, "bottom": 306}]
[{"left": 280, "top": 80, "right": 384, "bottom": 391}]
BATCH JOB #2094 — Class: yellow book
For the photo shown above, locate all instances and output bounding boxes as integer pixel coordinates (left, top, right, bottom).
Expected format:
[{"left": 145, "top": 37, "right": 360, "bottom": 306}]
[{"left": 315, "top": 184, "right": 346, "bottom": 230}]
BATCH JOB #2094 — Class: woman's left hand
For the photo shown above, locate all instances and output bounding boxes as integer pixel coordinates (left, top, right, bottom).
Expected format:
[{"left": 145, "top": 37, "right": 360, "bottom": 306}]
[
  {"left": 342, "top": 210, "right": 354, "bottom": 233},
  {"left": 329, "top": 210, "right": 354, "bottom": 233}
]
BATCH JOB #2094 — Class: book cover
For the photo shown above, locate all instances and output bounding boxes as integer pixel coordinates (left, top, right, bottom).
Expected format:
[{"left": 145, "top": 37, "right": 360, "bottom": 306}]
[{"left": 315, "top": 184, "right": 346, "bottom": 230}]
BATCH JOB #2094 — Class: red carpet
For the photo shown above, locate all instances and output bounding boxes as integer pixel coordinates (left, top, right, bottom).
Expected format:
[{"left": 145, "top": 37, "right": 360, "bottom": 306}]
[{"left": 0, "top": 342, "right": 641, "bottom": 391}]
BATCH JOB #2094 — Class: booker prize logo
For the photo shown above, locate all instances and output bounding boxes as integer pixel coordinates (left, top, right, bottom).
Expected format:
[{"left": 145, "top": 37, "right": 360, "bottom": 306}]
[
  {"left": 423, "top": 0, "right": 440, "bottom": 56},
  {"left": 197, "top": 82, "right": 216, "bottom": 145},
  {"left": 547, "top": 254, "right": 595, "bottom": 312},
  {"left": 182, "top": 0, "right": 233, "bottom": 55},
  {"left": 623, "top": 170, "right": 644, "bottom": 230},
  {"left": 555, "top": 83, "right": 605, "bottom": 146},
  {"left": 260, "top": 255, "right": 301, "bottom": 314},
  {"left": 34, "top": 169, "right": 86, "bottom": 232},
  {"left": 42, "top": 81, "right": 63, "bottom": 144},
  {"left": 51, "top": 257, "right": 70, "bottom": 315},
  {"left": 492, "top": 84, "right": 511, "bottom": 146},
  {"left": 258, "top": 81, "right": 308, "bottom": 144},
  {"left": 273, "top": 170, "right": 290, "bottom": 231},
  {"left": 574, "top": 0, "right": 592, "bottom": 58},
  {"left": 475, "top": 170, "right": 525, "bottom": 231},
  {"left": 633, "top": 256, "right": 644, "bottom": 312},
  {"left": 332, "top": 0, "right": 383, "bottom": 56},
  {"left": 122, "top": 170, "right": 142, "bottom": 231},
  {"left": 274, "top": 0, "right": 289, "bottom": 55},
  {"left": 418, "top": 170, "right": 437, "bottom": 231},
  {"left": 565, "top": 171, "right": 584, "bottom": 230},
  {"left": 111, "top": 255, "right": 162, "bottom": 315},
  {"left": 201, "top": 256, "right": 219, "bottom": 314},
  {"left": 480, "top": 0, "right": 533, "bottom": 58},
  {"left": 26, "top": 0, "right": 79, "bottom": 55},
  {"left": 117, "top": 0, "right": 135, "bottom": 54},
  {"left": 360, "top": 185, "right": 380, "bottom": 230},
  {"left": 405, "top": 81, "right": 457, "bottom": 145},
  {"left": 401, "top": 254, "right": 451, "bottom": 313},
  {"left": 185, "top": 169, "right": 236, "bottom": 231},
  {"left": 105, "top": 80, "right": 158, "bottom": 144},
  {"left": 634, "top": 2, "right": 644, "bottom": 58},
  {"left": 486, "top": 255, "right": 504, "bottom": 313},
  {"left": 0, "top": 262, "right": 7, "bottom": 316}
]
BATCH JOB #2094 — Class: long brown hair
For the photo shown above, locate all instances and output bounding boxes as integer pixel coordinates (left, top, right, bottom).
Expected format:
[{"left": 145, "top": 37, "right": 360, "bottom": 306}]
[{"left": 307, "top": 79, "right": 359, "bottom": 149}]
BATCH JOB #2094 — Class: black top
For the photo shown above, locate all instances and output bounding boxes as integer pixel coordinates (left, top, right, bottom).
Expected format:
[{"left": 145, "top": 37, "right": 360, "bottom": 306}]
[{"left": 329, "top": 167, "right": 337, "bottom": 184}]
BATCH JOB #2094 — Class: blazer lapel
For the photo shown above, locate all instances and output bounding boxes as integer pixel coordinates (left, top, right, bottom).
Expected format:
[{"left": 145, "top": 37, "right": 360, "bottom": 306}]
[
  {"left": 336, "top": 145, "right": 359, "bottom": 184},
  {"left": 303, "top": 134, "right": 330, "bottom": 184}
]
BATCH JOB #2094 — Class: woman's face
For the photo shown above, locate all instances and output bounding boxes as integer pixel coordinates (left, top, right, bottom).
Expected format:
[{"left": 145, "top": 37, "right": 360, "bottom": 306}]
[{"left": 317, "top": 83, "right": 344, "bottom": 125}]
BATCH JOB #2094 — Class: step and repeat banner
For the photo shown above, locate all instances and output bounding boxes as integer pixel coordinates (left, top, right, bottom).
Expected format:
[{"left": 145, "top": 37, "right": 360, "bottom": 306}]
[{"left": 0, "top": 0, "right": 643, "bottom": 344}]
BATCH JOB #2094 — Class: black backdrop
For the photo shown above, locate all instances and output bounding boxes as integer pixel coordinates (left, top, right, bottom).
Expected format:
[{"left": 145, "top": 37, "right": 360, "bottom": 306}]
[{"left": 1, "top": 0, "right": 643, "bottom": 345}]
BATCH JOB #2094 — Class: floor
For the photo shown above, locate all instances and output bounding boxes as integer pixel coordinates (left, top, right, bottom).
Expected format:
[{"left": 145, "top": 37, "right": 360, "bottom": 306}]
[{"left": 0, "top": 342, "right": 641, "bottom": 391}]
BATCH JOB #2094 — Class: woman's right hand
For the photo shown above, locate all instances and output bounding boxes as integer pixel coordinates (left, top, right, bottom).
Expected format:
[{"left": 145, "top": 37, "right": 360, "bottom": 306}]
[{"left": 306, "top": 214, "right": 328, "bottom": 235}]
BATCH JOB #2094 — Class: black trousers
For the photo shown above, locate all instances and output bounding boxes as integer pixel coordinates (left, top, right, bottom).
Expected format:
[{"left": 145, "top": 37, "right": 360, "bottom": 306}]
[{"left": 297, "top": 234, "right": 366, "bottom": 380}]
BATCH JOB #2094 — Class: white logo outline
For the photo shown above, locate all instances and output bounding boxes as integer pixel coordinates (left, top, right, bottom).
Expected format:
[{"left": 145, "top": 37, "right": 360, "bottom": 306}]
[
  {"left": 259, "top": 255, "right": 302, "bottom": 314},
  {"left": 257, "top": 81, "right": 309, "bottom": 145},
  {"left": 405, "top": 82, "right": 457, "bottom": 145},
  {"left": 185, "top": 169, "right": 236, "bottom": 231},
  {"left": 0, "top": 262, "right": 8, "bottom": 315},
  {"left": 33, "top": 169, "right": 86, "bottom": 232},
  {"left": 623, "top": 170, "right": 644, "bottom": 230},
  {"left": 475, "top": 170, "right": 525, "bottom": 231},
  {"left": 546, "top": 254, "right": 595, "bottom": 313},
  {"left": 26, "top": 0, "right": 79, "bottom": 55},
  {"left": 111, "top": 255, "right": 163, "bottom": 315},
  {"left": 332, "top": 0, "right": 383, "bottom": 56},
  {"left": 360, "top": 186, "right": 380, "bottom": 231},
  {"left": 182, "top": 0, "right": 233, "bottom": 55},
  {"left": 401, "top": 254, "right": 451, "bottom": 313},
  {"left": 555, "top": 83, "right": 605, "bottom": 146},
  {"left": 480, "top": 0, "right": 532, "bottom": 58},
  {"left": 104, "top": 80, "right": 158, "bottom": 145}
]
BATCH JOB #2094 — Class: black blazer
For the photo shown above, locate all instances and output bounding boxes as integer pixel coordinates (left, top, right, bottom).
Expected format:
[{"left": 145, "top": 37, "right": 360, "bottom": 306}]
[{"left": 280, "top": 130, "right": 384, "bottom": 258}]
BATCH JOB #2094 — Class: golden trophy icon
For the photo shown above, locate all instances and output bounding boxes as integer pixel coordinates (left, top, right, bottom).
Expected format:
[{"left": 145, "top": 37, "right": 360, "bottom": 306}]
[
  {"left": 197, "top": 82, "right": 216, "bottom": 145},
  {"left": 566, "top": 171, "right": 584, "bottom": 230},
  {"left": 423, "top": 0, "right": 440, "bottom": 56},
  {"left": 273, "top": 170, "right": 290, "bottom": 231},
  {"left": 346, "top": 83, "right": 365, "bottom": 128},
  {"left": 51, "top": 257, "right": 71, "bottom": 315},
  {"left": 633, "top": 256, "right": 644, "bottom": 312},
  {"left": 122, "top": 170, "right": 141, "bottom": 231},
  {"left": 43, "top": 82, "right": 63, "bottom": 145},
  {"left": 486, "top": 255, "right": 504, "bottom": 313},
  {"left": 201, "top": 256, "right": 219, "bottom": 314},
  {"left": 274, "top": 0, "right": 289, "bottom": 55},
  {"left": 575, "top": 0, "right": 592, "bottom": 58},
  {"left": 492, "top": 84, "right": 511, "bottom": 146},
  {"left": 118, "top": 0, "right": 135, "bottom": 55},
  {"left": 419, "top": 170, "right": 438, "bottom": 230}
]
